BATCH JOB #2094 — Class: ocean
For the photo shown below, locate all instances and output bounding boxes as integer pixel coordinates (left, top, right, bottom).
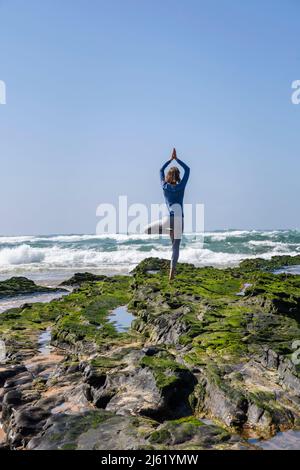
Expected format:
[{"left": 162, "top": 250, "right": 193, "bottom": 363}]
[{"left": 0, "top": 229, "right": 299, "bottom": 285}]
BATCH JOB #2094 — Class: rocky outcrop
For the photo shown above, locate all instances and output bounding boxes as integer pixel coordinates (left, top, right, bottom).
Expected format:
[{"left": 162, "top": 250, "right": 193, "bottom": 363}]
[
  {"left": 60, "top": 272, "right": 107, "bottom": 287},
  {"left": 81, "top": 348, "right": 196, "bottom": 420},
  {"left": 27, "top": 411, "right": 253, "bottom": 450},
  {"left": 129, "top": 257, "right": 300, "bottom": 437},
  {"left": 238, "top": 255, "right": 300, "bottom": 272},
  {"left": 0, "top": 277, "right": 66, "bottom": 299},
  {"left": 0, "top": 255, "right": 300, "bottom": 449}
]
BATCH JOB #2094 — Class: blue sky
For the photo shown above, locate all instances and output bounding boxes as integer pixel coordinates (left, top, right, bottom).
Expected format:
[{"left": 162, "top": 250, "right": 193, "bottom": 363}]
[{"left": 0, "top": 0, "right": 299, "bottom": 234}]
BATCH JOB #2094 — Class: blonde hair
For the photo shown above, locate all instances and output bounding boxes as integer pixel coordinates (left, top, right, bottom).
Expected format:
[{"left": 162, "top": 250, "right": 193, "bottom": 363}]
[{"left": 165, "top": 166, "right": 181, "bottom": 185}]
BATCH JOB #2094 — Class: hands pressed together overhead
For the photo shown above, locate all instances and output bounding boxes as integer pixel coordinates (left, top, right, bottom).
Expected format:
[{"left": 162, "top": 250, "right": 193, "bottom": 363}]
[{"left": 171, "top": 148, "right": 178, "bottom": 161}]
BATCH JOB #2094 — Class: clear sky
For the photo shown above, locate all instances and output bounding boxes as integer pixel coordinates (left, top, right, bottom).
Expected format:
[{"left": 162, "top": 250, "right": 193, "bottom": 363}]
[{"left": 0, "top": 0, "right": 299, "bottom": 235}]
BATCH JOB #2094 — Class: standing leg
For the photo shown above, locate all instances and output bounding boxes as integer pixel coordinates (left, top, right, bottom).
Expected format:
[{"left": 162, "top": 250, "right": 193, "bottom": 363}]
[
  {"left": 169, "top": 215, "right": 183, "bottom": 281},
  {"left": 169, "top": 237, "right": 181, "bottom": 280}
]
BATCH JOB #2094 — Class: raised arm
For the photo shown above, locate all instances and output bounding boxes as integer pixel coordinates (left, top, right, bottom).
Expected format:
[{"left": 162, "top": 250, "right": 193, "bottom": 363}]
[
  {"left": 160, "top": 159, "right": 171, "bottom": 185},
  {"left": 176, "top": 158, "right": 190, "bottom": 186}
]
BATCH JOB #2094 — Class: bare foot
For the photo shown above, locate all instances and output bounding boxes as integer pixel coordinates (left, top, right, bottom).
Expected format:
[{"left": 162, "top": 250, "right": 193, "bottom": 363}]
[{"left": 169, "top": 268, "right": 175, "bottom": 281}]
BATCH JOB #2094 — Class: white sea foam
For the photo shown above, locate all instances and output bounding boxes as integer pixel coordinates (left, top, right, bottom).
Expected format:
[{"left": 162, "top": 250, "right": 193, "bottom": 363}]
[
  {"left": 204, "top": 230, "right": 256, "bottom": 241},
  {"left": 248, "top": 240, "right": 299, "bottom": 250},
  {"left": 0, "top": 244, "right": 45, "bottom": 265},
  {"left": 0, "top": 230, "right": 295, "bottom": 244},
  {"left": 0, "top": 243, "right": 298, "bottom": 272},
  {"left": 204, "top": 230, "right": 293, "bottom": 242},
  {"left": 19, "top": 233, "right": 169, "bottom": 244},
  {"left": 0, "top": 243, "right": 166, "bottom": 271},
  {"left": 0, "top": 235, "right": 35, "bottom": 245},
  {"left": 0, "top": 231, "right": 299, "bottom": 278}
]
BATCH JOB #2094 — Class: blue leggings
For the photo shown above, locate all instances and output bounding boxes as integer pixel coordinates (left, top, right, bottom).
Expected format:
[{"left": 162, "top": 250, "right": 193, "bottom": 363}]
[
  {"left": 171, "top": 237, "right": 181, "bottom": 270},
  {"left": 170, "top": 215, "right": 183, "bottom": 270},
  {"left": 144, "top": 215, "right": 183, "bottom": 270}
]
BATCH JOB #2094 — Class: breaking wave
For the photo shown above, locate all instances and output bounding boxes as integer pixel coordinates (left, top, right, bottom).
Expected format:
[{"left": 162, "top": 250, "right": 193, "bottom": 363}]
[{"left": 0, "top": 230, "right": 299, "bottom": 278}]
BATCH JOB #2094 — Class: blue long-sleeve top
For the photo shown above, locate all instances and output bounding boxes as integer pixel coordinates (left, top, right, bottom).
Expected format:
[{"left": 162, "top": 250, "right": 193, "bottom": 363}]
[{"left": 160, "top": 158, "right": 190, "bottom": 216}]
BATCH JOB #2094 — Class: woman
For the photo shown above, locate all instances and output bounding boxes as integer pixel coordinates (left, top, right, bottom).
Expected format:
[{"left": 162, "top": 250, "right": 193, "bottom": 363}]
[{"left": 146, "top": 148, "right": 190, "bottom": 280}]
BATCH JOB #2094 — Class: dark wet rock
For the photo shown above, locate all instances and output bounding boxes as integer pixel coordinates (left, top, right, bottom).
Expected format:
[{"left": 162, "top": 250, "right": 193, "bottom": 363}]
[
  {"left": 81, "top": 359, "right": 107, "bottom": 385},
  {"left": 258, "top": 347, "right": 300, "bottom": 395},
  {"left": 238, "top": 255, "right": 300, "bottom": 272},
  {"left": 4, "top": 371, "right": 33, "bottom": 389},
  {"left": 142, "top": 346, "right": 161, "bottom": 356},
  {"left": 28, "top": 410, "right": 153, "bottom": 450},
  {"left": 0, "top": 443, "right": 10, "bottom": 450},
  {"left": 193, "top": 368, "right": 248, "bottom": 429},
  {"left": 3, "top": 390, "right": 24, "bottom": 408},
  {"left": 27, "top": 410, "right": 253, "bottom": 450},
  {"left": 10, "top": 406, "right": 50, "bottom": 445},
  {"left": 0, "top": 366, "right": 42, "bottom": 426},
  {"left": 0, "top": 276, "right": 66, "bottom": 299},
  {"left": 0, "top": 365, "right": 27, "bottom": 387},
  {"left": 131, "top": 257, "right": 170, "bottom": 275},
  {"left": 0, "top": 360, "right": 91, "bottom": 448},
  {"left": 83, "top": 350, "right": 196, "bottom": 421},
  {"left": 133, "top": 309, "right": 189, "bottom": 345},
  {"left": 147, "top": 417, "right": 234, "bottom": 448},
  {"left": 60, "top": 272, "right": 107, "bottom": 286}
]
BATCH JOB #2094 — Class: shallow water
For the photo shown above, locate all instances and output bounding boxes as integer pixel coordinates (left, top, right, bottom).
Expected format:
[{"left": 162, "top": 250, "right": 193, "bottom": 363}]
[
  {"left": 204, "top": 417, "right": 300, "bottom": 449},
  {"left": 274, "top": 265, "right": 300, "bottom": 275},
  {"left": 0, "top": 290, "right": 69, "bottom": 314},
  {"left": 38, "top": 328, "right": 52, "bottom": 355},
  {"left": 109, "top": 305, "right": 135, "bottom": 332},
  {"left": 249, "top": 430, "right": 300, "bottom": 450},
  {"left": 146, "top": 270, "right": 160, "bottom": 275},
  {"left": 236, "top": 283, "right": 252, "bottom": 296},
  {"left": 0, "top": 268, "right": 119, "bottom": 285}
]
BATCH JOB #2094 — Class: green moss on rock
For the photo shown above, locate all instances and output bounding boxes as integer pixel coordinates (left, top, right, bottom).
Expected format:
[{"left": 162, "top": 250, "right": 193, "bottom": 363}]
[
  {"left": 0, "top": 276, "right": 66, "bottom": 299},
  {"left": 140, "top": 352, "right": 188, "bottom": 389}
]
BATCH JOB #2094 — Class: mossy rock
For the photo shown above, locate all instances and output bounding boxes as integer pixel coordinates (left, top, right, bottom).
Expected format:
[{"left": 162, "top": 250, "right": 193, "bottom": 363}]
[
  {"left": 2, "top": 256, "right": 300, "bottom": 445},
  {"left": 238, "top": 255, "right": 300, "bottom": 273},
  {"left": 60, "top": 272, "right": 108, "bottom": 286},
  {"left": 140, "top": 351, "right": 190, "bottom": 389},
  {"left": 0, "top": 276, "right": 66, "bottom": 299}
]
